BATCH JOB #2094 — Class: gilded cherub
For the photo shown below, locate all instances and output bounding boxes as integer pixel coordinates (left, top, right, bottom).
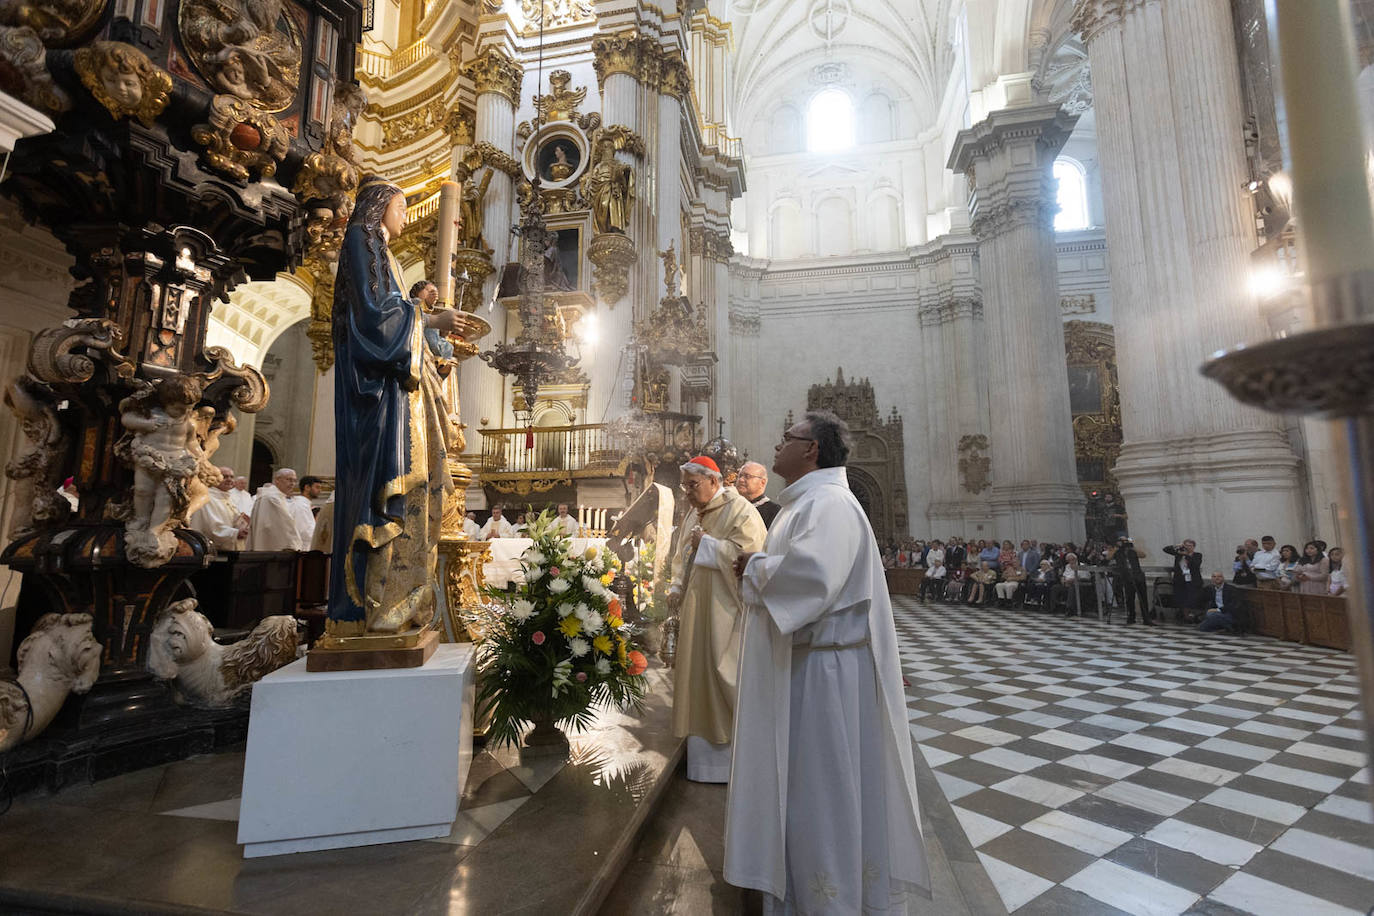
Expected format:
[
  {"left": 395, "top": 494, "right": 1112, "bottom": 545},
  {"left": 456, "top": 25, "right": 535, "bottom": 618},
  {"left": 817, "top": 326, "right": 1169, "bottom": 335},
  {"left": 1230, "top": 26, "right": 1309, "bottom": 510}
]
[{"left": 73, "top": 41, "right": 172, "bottom": 126}]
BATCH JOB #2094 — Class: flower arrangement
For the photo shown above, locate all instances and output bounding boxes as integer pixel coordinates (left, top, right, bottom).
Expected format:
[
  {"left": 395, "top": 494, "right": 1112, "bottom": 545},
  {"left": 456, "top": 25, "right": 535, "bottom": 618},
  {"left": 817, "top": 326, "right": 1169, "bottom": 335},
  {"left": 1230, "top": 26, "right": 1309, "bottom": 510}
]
[
  {"left": 625, "top": 541, "right": 667, "bottom": 621},
  {"left": 477, "top": 509, "right": 648, "bottom": 747}
]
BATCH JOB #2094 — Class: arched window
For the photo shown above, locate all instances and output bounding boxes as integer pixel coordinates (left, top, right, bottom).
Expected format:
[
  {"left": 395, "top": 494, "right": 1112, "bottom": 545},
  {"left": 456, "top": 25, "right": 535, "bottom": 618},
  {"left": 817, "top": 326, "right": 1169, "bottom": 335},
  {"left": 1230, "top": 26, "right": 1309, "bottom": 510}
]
[
  {"left": 807, "top": 88, "right": 854, "bottom": 153},
  {"left": 868, "top": 192, "right": 903, "bottom": 251},
  {"left": 1054, "top": 158, "right": 1090, "bottom": 231}
]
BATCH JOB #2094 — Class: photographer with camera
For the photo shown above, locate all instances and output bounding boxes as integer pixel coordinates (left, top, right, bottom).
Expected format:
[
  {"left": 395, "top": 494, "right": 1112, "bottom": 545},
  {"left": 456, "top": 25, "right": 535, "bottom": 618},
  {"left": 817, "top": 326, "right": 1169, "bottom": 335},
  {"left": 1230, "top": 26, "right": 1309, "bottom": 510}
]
[
  {"left": 1106, "top": 536, "right": 1151, "bottom": 625},
  {"left": 1232, "top": 539, "right": 1258, "bottom": 586},
  {"left": 1163, "top": 539, "right": 1203, "bottom": 617}
]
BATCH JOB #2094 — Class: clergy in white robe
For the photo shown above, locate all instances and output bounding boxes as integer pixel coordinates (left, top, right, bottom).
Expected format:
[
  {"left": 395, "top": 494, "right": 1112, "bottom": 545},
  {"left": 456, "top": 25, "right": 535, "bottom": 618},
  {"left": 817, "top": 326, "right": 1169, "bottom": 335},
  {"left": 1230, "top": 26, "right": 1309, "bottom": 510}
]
[
  {"left": 725, "top": 410, "right": 929, "bottom": 913},
  {"left": 246, "top": 469, "right": 308, "bottom": 551},
  {"left": 480, "top": 507, "right": 516, "bottom": 540},
  {"left": 461, "top": 512, "right": 481, "bottom": 540},
  {"left": 667, "top": 456, "right": 766, "bottom": 783},
  {"left": 553, "top": 504, "right": 580, "bottom": 538},
  {"left": 288, "top": 494, "right": 317, "bottom": 547},
  {"left": 191, "top": 467, "right": 248, "bottom": 551},
  {"left": 229, "top": 477, "right": 254, "bottom": 517}
]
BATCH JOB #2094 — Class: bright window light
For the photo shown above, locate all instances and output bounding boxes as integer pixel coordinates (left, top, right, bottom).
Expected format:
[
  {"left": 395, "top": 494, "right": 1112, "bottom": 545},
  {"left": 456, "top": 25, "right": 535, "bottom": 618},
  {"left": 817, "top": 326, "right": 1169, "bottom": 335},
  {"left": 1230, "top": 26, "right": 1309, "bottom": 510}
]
[
  {"left": 1054, "top": 158, "right": 1090, "bottom": 231},
  {"left": 807, "top": 88, "right": 854, "bottom": 153}
]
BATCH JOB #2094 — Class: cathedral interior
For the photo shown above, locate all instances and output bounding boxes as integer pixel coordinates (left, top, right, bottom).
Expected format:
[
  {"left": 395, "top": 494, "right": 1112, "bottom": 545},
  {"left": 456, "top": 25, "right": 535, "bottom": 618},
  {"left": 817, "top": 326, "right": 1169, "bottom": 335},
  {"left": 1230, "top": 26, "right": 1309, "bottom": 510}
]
[{"left": 0, "top": 0, "right": 1372, "bottom": 914}]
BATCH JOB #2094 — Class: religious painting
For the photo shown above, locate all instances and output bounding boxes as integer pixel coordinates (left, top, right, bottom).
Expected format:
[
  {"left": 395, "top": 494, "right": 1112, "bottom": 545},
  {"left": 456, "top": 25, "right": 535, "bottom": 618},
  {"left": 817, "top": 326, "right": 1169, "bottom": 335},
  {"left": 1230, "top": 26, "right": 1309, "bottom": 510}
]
[
  {"left": 537, "top": 138, "right": 581, "bottom": 183},
  {"left": 1067, "top": 365, "right": 1102, "bottom": 414},
  {"left": 545, "top": 226, "right": 580, "bottom": 289}
]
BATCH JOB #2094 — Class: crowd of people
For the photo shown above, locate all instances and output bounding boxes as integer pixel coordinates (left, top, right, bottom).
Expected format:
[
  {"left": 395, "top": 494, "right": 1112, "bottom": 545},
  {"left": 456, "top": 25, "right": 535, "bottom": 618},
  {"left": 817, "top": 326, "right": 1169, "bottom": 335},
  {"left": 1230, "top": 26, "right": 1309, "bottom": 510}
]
[
  {"left": 879, "top": 531, "right": 1352, "bottom": 634},
  {"left": 188, "top": 466, "right": 330, "bottom": 553}
]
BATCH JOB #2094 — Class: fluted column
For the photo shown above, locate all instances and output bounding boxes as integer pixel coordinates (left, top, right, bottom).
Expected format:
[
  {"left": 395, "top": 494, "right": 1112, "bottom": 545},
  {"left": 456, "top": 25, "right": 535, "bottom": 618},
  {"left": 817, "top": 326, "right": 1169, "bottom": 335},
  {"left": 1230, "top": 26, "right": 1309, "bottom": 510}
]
[
  {"left": 458, "top": 47, "right": 522, "bottom": 434},
  {"left": 950, "top": 104, "right": 1085, "bottom": 541},
  {"left": 1074, "top": 0, "right": 1304, "bottom": 560}
]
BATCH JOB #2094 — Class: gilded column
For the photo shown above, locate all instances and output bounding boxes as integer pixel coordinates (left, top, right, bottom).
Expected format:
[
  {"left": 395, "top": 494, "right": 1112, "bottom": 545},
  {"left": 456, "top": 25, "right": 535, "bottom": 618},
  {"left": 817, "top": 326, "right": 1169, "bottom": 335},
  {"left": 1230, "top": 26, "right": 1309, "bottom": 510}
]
[
  {"left": 1073, "top": 0, "right": 1304, "bottom": 560},
  {"left": 950, "top": 104, "right": 1085, "bottom": 541},
  {"left": 458, "top": 47, "right": 522, "bottom": 433}
]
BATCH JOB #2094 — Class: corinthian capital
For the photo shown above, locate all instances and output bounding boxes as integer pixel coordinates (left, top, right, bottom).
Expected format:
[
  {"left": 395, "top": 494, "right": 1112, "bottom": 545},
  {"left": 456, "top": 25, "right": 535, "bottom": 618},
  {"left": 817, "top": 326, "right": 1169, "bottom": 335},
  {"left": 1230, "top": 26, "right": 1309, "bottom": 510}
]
[
  {"left": 461, "top": 47, "right": 524, "bottom": 106},
  {"left": 660, "top": 55, "right": 692, "bottom": 100},
  {"left": 592, "top": 30, "right": 658, "bottom": 87},
  {"left": 1072, "top": 0, "right": 1155, "bottom": 43}
]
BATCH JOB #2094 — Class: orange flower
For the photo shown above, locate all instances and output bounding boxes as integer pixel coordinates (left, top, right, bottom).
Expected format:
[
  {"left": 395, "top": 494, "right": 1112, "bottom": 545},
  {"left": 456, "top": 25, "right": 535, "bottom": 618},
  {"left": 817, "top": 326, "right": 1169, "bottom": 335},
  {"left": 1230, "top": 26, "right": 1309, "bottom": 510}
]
[
  {"left": 627, "top": 650, "right": 648, "bottom": 676},
  {"left": 607, "top": 597, "right": 622, "bottom": 617}
]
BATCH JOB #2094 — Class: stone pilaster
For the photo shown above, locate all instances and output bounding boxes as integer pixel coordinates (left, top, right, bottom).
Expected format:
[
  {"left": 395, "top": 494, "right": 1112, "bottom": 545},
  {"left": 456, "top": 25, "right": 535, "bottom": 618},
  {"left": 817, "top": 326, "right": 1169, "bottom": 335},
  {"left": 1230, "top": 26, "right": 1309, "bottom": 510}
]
[
  {"left": 1073, "top": 0, "right": 1305, "bottom": 561},
  {"left": 950, "top": 104, "right": 1085, "bottom": 541}
]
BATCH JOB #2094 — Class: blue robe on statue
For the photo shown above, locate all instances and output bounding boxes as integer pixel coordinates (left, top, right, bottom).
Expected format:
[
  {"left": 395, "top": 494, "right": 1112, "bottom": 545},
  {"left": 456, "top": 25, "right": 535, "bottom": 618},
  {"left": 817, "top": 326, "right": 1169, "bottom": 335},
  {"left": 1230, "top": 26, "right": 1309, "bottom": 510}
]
[{"left": 326, "top": 221, "right": 448, "bottom": 636}]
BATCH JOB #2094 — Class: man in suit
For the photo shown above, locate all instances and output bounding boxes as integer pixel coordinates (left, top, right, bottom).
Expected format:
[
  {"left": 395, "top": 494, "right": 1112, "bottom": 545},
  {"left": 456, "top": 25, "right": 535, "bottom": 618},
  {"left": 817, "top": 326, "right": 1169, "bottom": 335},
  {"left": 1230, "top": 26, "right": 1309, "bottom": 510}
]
[
  {"left": 1106, "top": 536, "right": 1152, "bottom": 626},
  {"left": 1018, "top": 540, "right": 1041, "bottom": 577},
  {"left": 734, "top": 461, "right": 780, "bottom": 529},
  {"left": 946, "top": 537, "right": 967, "bottom": 573},
  {"left": 1163, "top": 539, "right": 1202, "bottom": 619},
  {"left": 1198, "top": 571, "right": 1241, "bottom": 633}
]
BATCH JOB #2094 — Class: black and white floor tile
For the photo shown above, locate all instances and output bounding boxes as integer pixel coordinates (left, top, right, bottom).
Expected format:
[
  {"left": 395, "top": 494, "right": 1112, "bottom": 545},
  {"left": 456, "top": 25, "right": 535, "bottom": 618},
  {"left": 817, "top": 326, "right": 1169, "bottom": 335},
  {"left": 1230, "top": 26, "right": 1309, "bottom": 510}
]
[{"left": 894, "top": 596, "right": 1373, "bottom": 916}]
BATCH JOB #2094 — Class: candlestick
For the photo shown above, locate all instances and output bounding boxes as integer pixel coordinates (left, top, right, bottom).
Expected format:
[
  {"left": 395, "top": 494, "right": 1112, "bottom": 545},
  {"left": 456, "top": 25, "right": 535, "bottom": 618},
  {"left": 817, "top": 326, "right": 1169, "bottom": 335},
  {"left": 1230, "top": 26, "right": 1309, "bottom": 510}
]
[
  {"left": 1273, "top": 0, "right": 1374, "bottom": 288},
  {"left": 435, "top": 180, "right": 462, "bottom": 307}
]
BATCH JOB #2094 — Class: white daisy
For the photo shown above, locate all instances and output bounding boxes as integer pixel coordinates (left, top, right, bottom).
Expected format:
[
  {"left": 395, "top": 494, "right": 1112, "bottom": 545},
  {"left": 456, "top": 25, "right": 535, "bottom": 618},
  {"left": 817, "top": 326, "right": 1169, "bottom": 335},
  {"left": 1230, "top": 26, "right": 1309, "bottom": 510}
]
[
  {"left": 573, "top": 602, "right": 591, "bottom": 620},
  {"left": 581, "top": 575, "right": 603, "bottom": 593},
  {"left": 568, "top": 637, "right": 590, "bottom": 657},
  {"left": 557, "top": 602, "right": 576, "bottom": 618},
  {"left": 548, "top": 578, "right": 570, "bottom": 594},
  {"left": 510, "top": 599, "right": 536, "bottom": 622},
  {"left": 595, "top": 657, "right": 611, "bottom": 675},
  {"left": 581, "top": 610, "right": 604, "bottom": 633}
]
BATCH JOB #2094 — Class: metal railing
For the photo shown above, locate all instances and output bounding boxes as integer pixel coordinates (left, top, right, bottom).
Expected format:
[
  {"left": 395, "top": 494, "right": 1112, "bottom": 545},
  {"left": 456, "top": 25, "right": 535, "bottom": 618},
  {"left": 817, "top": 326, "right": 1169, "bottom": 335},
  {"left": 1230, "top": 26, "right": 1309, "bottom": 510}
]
[
  {"left": 700, "top": 122, "right": 743, "bottom": 161},
  {"left": 478, "top": 424, "right": 630, "bottom": 475}
]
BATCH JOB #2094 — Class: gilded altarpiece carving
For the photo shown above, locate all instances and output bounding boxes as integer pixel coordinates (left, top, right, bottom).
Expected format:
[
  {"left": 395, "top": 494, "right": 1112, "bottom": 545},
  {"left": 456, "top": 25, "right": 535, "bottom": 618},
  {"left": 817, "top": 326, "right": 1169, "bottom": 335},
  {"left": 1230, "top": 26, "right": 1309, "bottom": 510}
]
[
  {"left": 803, "top": 369, "right": 908, "bottom": 541},
  {"left": 1064, "top": 320, "right": 1122, "bottom": 495}
]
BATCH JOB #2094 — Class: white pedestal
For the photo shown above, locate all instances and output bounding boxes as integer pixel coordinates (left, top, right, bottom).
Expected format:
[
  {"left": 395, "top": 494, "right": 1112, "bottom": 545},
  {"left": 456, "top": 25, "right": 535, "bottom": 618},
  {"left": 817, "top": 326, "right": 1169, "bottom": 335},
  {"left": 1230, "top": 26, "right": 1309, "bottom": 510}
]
[{"left": 237, "top": 643, "right": 475, "bottom": 858}]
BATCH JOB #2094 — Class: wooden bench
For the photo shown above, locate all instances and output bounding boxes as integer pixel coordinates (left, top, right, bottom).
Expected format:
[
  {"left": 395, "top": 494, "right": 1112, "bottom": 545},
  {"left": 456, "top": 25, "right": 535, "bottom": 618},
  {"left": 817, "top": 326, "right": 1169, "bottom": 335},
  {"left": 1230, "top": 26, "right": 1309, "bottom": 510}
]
[{"left": 1237, "top": 587, "right": 1350, "bottom": 651}]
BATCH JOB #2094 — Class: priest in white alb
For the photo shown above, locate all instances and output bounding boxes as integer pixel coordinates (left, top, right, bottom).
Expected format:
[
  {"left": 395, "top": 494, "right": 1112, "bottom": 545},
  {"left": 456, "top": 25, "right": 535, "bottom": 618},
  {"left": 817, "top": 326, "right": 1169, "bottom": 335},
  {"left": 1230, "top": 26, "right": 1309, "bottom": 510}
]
[
  {"left": 190, "top": 465, "right": 249, "bottom": 551},
  {"left": 553, "top": 503, "right": 580, "bottom": 538},
  {"left": 246, "top": 467, "right": 308, "bottom": 551},
  {"left": 666, "top": 455, "right": 766, "bottom": 782},
  {"left": 479, "top": 505, "right": 516, "bottom": 540},
  {"left": 726, "top": 410, "right": 929, "bottom": 913}
]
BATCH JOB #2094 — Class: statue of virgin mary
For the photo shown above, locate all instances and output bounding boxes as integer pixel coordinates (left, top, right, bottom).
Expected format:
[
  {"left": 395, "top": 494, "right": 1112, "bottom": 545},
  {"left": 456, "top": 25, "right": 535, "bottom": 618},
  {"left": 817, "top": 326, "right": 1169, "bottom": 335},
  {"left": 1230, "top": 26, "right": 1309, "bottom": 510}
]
[{"left": 324, "top": 176, "right": 463, "bottom": 640}]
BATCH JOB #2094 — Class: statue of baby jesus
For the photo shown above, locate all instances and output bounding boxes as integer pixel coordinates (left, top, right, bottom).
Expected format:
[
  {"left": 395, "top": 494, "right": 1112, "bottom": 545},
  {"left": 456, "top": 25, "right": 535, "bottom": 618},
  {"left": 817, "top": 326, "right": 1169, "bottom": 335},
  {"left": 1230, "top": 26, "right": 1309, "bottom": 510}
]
[{"left": 119, "top": 375, "right": 206, "bottom": 567}]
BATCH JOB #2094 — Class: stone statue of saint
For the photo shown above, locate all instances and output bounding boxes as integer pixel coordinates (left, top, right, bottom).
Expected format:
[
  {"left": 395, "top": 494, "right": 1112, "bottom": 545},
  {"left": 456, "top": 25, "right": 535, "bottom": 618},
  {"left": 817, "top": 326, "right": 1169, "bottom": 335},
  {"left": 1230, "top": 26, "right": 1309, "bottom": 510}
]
[
  {"left": 582, "top": 135, "right": 635, "bottom": 234},
  {"left": 325, "top": 176, "right": 464, "bottom": 639}
]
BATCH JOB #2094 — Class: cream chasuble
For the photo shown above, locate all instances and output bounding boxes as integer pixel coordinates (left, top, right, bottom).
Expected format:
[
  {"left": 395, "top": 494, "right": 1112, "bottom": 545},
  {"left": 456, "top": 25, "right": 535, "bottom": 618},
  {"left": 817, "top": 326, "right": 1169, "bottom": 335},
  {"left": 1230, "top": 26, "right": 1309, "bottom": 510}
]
[
  {"left": 191, "top": 488, "right": 244, "bottom": 551},
  {"left": 725, "top": 467, "right": 929, "bottom": 913},
  {"left": 669, "top": 485, "right": 766, "bottom": 746}
]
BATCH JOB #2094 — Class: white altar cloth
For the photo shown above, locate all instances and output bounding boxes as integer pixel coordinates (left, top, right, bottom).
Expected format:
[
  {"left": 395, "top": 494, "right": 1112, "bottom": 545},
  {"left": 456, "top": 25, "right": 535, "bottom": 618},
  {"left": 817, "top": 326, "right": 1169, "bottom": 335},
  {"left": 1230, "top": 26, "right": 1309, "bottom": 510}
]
[{"left": 482, "top": 537, "right": 609, "bottom": 587}]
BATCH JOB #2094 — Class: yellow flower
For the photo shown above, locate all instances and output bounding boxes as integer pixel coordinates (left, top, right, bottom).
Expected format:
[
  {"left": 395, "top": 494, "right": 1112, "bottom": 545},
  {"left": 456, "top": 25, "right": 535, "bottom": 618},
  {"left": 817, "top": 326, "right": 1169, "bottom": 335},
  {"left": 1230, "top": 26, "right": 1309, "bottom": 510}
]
[
  {"left": 607, "top": 613, "right": 624, "bottom": 629},
  {"left": 616, "top": 636, "right": 628, "bottom": 665},
  {"left": 593, "top": 634, "right": 613, "bottom": 655},
  {"left": 558, "top": 616, "right": 582, "bottom": 638},
  {"left": 601, "top": 571, "right": 615, "bottom": 585}
]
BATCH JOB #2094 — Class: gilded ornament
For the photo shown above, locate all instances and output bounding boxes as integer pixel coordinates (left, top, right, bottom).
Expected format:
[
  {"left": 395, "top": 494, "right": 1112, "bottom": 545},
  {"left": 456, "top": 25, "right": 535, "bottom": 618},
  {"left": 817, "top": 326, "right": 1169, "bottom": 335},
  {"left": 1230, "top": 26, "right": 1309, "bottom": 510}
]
[
  {"left": 453, "top": 248, "right": 495, "bottom": 313},
  {"left": 380, "top": 97, "right": 446, "bottom": 149},
  {"left": 532, "top": 69, "right": 587, "bottom": 124},
  {"left": 587, "top": 232, "right": 637, "bottom": 305},
  {"left": 636, "top": 295, "right": 709, "bottom": 366},
  {"left": 460, "top": 46, "right": 523, "bottom": 106},
  {"left": 455, "top": 168, "right": 494, "bottom": 253},
  {"left": 73, "top": 41, "right": 172, "bottom": 127},
  {"left": 591, "top": 29, "right": 656, "bottom": 87},
  {"left": 0, "top": 0, "right": 103, "bottom": 46},
  {"left": 191, "top": 94, "right": 290, "bottom": 181},
  {"left": 177, "top": 0, "right": 303, "bottom": 112},
  {"left": 294, "top": 81, "right": 367, "bottom": 256},
  {"left": 461, "top": 140, "right": 522, "bottom": 178},
  {"left": 443, "top": 108, "right": 474, "bottom": 145},
  {"left": 659, "top": 55, "right": 691, "bottom": 99},
  {"left": 580, "top": 126, "right": 642, "bottom": 234}
]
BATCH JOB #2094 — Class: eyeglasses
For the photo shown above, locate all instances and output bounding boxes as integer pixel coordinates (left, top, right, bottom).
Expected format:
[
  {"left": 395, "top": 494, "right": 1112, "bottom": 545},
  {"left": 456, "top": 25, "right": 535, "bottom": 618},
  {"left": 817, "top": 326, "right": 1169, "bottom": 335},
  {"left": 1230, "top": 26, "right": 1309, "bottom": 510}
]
[
  {"left": 780, "top": 432, "right": 814, "bottom": 445},
  {"left": 738, "top": 472, "right": 765, "bottom": 481},
  {"left": 680, "top": 478, "right": 709, "bottom": 492}
]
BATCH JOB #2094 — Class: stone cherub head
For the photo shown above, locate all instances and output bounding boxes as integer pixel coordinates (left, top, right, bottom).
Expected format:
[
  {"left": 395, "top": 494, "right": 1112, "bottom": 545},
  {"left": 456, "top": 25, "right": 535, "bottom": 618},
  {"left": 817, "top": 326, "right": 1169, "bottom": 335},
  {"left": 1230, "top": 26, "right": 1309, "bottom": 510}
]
[{"left": 74, "top": 41, "right": 172, "bottom": 127}]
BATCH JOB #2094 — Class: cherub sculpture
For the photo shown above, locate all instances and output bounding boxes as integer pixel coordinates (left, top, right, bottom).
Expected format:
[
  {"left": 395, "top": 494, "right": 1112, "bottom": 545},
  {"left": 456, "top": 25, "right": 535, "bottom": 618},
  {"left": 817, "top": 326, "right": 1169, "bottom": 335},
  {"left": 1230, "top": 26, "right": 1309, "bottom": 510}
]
[
  {"left": 118, "top": 375, "right": 205, "bottom": 567},
  {"left": 4, "top": 375, "right": 69, "bottom": 532},
  {"left": 147, "top": 598, "right": 299, "bottom": 708},
  {"left": 0, "top": 613, "right": 101, "bottom": 753}
]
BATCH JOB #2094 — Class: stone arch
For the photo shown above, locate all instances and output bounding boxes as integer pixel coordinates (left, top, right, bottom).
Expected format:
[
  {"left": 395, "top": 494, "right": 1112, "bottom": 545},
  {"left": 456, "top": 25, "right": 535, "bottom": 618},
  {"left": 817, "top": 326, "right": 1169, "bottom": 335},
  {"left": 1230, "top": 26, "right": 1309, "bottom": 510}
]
[
  {"left": 814, "top": 195, "right": 853, "bottom": 257},
  {"left": 846, "top": 464, "right": 887, "bottom": 540}
]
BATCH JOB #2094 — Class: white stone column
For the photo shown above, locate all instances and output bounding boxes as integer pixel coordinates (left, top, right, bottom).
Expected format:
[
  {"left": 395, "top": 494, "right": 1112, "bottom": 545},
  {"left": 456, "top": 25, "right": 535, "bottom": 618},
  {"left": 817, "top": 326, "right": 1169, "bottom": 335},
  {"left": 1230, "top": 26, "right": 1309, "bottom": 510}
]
[
  {"left": 587, "top": 68, "right": 640, "bottom": 423},
  {"left": 951, "top": 104, "right": 1085, "bottom": 541},
  {"left": 457, "top": 48, "right": 521, "bottom": 437},
  {"left": 1074, "top": 0, "right": 1305, "bottom": 561}
]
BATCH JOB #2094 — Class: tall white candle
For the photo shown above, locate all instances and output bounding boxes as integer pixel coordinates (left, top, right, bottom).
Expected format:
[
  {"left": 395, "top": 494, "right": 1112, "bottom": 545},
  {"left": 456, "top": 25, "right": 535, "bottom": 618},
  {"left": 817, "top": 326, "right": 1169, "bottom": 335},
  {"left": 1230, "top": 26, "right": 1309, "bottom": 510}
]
[
  {"left": 434, "top": 180, "right": 462, "bottom": 306},
  {"left": 1274, "top": 0, "right": 1374, "bottom": 287}
]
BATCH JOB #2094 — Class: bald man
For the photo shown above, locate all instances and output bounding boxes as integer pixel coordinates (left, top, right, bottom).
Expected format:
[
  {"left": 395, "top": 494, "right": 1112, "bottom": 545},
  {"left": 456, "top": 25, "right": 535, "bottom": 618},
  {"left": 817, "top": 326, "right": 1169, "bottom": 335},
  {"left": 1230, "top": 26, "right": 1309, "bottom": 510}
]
[
  {"left": 734, "top": 460, "right": 780, "bottom": 529},
  {"left": 247, "top": 468, "right": 308, "bottom": 551}
]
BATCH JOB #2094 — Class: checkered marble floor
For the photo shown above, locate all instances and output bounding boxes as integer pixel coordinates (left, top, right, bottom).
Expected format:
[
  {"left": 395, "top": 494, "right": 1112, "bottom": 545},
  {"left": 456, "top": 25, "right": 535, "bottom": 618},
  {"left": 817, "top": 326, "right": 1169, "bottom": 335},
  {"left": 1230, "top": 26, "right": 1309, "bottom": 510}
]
[{"left": 895, "top": 597, "right": 1374, "bottom": 916}]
